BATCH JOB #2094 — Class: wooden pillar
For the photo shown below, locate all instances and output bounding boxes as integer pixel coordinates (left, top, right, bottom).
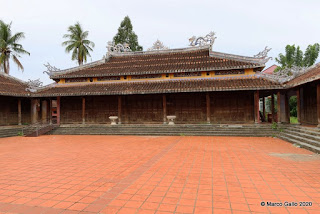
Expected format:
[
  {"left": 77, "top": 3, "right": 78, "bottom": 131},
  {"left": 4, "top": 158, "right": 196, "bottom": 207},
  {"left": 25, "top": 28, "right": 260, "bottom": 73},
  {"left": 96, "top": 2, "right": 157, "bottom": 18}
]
[
  {"left": 296, "top": 88, "right": 301, "bottom": 124},
  {"left": 284, "top": 93, "right": 290, "bottom": 123},
  {"left": 118, "top": 96, "right": 122, "bottom": 124},
  {"left": 49, "top": 99, "right": 52, "bottom": 125},
  {"left": 277, "top": 91, "right": 281, "bottom": 123},
  {"left": 41, "top": 100, "right": 48, "bottom": 124},
  {"left": 18, "top": 99, "right": 22, "bottom": 125},
  {"left": 206, "top": 92, "right": 210, "bottom": 124},
  {"left": 254, "top": 90, "right": 260, "bottom": 123},
  {"left": 317, "top": 83, "right": 320, "bottom": 127},
  {"left": 262, "top": 97, "right": 265, "bottom": 121},
  {"left": 82, "top": 97, "right": 85, "bottom": 124},
  {"left": 57, "top": 97, "right": 61, "bottom": 125},
  {"left": 31, "top": 99, "right": 39, "bottom": 124},
  {"left": 163, "top": 94, "right": 167, "bottom": 124},
  {"left": 271, "top": 94, "right": 275, "bottom": 123}
]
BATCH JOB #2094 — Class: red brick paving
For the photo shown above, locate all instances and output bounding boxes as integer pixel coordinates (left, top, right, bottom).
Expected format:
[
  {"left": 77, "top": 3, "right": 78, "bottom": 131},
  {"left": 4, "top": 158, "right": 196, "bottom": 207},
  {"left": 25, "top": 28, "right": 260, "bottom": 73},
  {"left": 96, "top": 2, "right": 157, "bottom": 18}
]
[{"left": 0, "top": 135, "right": 319, "bottom": 214}]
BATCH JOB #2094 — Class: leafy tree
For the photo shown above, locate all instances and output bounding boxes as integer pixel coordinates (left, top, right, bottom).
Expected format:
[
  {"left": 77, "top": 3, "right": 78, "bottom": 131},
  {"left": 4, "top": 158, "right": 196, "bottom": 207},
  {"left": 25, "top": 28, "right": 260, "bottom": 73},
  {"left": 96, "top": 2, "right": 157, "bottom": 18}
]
[
  {"left": 275, "top": 44, "right": 319, "bottom": 71},
  {"left": 113, "top": 16, "right": 143, "bottom": 51},
  {"left": 0, "top": 20, "right": 30, "bottom": 75},
  {"left": 62, "top": 22, "right": 95, "bottom": 65}
]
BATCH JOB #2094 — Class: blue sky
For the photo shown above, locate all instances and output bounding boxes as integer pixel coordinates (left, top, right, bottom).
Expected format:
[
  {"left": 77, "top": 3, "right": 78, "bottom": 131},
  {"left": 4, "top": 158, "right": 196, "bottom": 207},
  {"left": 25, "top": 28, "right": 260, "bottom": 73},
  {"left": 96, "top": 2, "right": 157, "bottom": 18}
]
[{"left": 1, "top": 0, "right": 319, "bottom": 84}]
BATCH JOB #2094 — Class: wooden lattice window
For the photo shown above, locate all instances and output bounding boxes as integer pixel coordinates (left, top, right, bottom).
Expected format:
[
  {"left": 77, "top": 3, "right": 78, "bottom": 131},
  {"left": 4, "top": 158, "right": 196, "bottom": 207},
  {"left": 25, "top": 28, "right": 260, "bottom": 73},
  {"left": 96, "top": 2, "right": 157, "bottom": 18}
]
[
  {"left": 97, "top": 76, "right": 120, "bottom": 81},
  {"left": 215, "top": 70, "right": 245, "bottom": 75},
  {"left": 131, "top": 74, "right": 162, "bottom": 79},
  {"left": 65, "top": 78, "right": 88, "bottom": 83},
  {"left": 173, "top": 72, "right": 202, "bottom": 77}
]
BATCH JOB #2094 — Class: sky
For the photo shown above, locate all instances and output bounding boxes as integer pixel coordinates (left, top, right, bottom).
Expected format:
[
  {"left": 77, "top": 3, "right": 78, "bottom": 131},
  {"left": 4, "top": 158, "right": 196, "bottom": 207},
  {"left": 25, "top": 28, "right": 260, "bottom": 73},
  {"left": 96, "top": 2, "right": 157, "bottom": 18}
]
[{"left": 1, "top": 0, "right": 319, "bottom": 85}]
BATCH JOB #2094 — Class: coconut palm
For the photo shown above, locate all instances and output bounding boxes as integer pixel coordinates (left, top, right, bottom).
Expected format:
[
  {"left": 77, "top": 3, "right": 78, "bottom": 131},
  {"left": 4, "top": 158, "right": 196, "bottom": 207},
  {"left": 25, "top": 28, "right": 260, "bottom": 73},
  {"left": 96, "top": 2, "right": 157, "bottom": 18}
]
[
  {"left": 0, "top": 20, "right": 30, "bottom": 74},
  {"left": 62, "top": 22, "right": 95, "bottom": 65}
]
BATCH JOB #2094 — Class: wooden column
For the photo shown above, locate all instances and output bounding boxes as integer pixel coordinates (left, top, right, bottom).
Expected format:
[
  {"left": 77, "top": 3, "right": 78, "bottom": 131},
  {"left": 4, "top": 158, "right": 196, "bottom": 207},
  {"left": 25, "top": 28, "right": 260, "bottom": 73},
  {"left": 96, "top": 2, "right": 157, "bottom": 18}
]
[
  {"left": 57, "top": 97, "right": 61, "bottom": 125},
  {"left": 163, "top": 94, "right": 167, "bottom": 124},
  {"left": 118, "top": 96, "right": 122, "bottom": 124},
  {"left": 31, "top": 99, "right": 39, "bottom": 124},
  {"left": 284, "top": 93, "right": 290, "bottom": 123},
  {"left": 18, "top": 99, "right": 22, "bottom": 125},
  {"left": 277, "top": 91, "right": 281, "bottom": 123},
  {"left": 254, "top": 90, "right": 260, "bottom": 123},
  {"left": 296, "top": 88, "right": 301, "bottom": 124},
  {"left": 206, "top": 92, "right": 210, "bottom": 124},
  {"left": 49, "top": 99, "right": 52, "bottom": 125},
  {"left": 317, "top": 83, "right": 320, "bottom": 127},
  {"left": 41, "top": 100, "right": 48, "bottom": 124},
  {"left": 262, "top": 97, "right": 265, "bottom": 121},
  {"left": 271, "top": 94, "right": 275, "bottom": 122},
  {"left": 82, "top": 97, "right": 85, "bottom": 124}
]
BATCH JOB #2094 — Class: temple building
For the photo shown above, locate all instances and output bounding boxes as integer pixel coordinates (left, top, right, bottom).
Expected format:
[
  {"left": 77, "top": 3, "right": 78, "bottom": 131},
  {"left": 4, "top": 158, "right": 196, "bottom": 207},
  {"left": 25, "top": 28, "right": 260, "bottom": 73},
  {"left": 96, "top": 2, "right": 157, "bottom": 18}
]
[{"left": 0, "top": 33, "right": 320, "bottom": 127}]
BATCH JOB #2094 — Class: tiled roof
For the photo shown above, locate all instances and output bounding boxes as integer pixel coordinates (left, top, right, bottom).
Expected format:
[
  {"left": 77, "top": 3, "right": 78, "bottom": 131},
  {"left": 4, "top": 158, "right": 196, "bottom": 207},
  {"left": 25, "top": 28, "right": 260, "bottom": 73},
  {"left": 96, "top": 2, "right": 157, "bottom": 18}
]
[
  {"left": 34, "top": 75, "right": 282, "bottom": 97},
  {"left": 286, "top": 63, "right": 320, "bottom": 87},
  {"left": 0, "top": 73, "right": 30, "bottom": 97},
  {"left": 51, "top": 47, "right": 266, "bottom": 79},
  {"left": 263, "top": 65, "right": 277, "bottom": 74}
]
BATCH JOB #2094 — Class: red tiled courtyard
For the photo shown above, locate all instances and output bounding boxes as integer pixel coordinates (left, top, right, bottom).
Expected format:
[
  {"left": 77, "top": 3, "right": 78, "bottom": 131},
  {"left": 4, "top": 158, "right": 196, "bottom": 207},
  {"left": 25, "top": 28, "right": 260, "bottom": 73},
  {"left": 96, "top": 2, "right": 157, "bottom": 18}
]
[{"left": 0, "top": 135, "right": 319, "bottom": 214}]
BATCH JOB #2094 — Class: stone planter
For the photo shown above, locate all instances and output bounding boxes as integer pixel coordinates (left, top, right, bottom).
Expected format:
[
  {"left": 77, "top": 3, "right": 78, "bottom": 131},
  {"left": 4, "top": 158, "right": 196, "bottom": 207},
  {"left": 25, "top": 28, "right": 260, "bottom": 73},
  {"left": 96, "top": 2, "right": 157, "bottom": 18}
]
[
  {"left": 167, "top": 115, "right": 176, "bottom": 125},
  {"left": 109, "top": 116, "right": 118, "bottom": 125}
]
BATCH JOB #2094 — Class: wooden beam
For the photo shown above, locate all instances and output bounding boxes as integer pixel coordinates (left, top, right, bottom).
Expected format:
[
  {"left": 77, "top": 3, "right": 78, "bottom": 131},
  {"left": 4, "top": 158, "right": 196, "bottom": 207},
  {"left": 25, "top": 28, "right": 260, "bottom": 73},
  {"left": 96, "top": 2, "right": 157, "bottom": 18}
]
[
  {"left": 118, "top": 96, "right": 122, "bottom": 124},
  {"left": 277, "top": 91, "right": 281, "bottom": 123},
  {"left": 163, "top": 94, "right": 167, "bottom": 124},
  {"left": 271, "top": 94, "right": 275, "bottom": 123},
  {"left": 206, "top": 92, "right": 210, "bottom": 124},
  {"left": 296, "top": 88, "right": 301, "bottom": 124},
  {"left": 49, "top": 99, "right": 52, "bottom": 125},
  {"left": 317, "top": 83, "right": 320, "bottom": 127},
  {"left": 18, "top": 99, "right": 22, "bottom": 125},
  {"left": 254, "top": 91, "right": 260, "bottom": 123},
  {"left": 57, "top": 97, "right": 61, "bottom": 125},
  {"left": 82, "top": 97, "right": 85, "bottom": 124}
]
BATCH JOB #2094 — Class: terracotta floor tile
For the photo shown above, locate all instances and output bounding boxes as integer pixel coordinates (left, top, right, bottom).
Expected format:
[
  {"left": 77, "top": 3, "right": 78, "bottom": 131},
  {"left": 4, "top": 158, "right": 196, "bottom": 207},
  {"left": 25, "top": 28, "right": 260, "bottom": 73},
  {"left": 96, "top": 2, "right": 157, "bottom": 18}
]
[{"left": 0, "top": 136, "right": 319, "bottom": 214}]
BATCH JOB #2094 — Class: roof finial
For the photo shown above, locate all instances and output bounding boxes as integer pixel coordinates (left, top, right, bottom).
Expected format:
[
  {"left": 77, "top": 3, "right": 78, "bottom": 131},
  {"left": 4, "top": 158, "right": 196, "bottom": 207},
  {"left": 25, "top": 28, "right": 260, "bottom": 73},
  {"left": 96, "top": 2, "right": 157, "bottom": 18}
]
[
  {"left": 148, "top": 39, "right": 169, "bottom": 51},
  {"left": 189, "top": 31, "right": 217, "bottom": 48},
  {"left": 254, "top": 46, "right": 272, "bottom": 63}
]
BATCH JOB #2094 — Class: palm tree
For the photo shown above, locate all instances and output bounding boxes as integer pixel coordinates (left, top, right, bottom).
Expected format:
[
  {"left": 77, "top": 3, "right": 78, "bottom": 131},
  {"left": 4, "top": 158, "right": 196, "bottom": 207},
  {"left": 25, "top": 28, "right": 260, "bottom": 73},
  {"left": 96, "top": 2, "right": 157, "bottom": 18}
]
[
  {"left": 0, "top": 20, "right": 30, "bottom": 75},
  {"left": 62, "top": 22, "right": 95, "bottom": 65}
]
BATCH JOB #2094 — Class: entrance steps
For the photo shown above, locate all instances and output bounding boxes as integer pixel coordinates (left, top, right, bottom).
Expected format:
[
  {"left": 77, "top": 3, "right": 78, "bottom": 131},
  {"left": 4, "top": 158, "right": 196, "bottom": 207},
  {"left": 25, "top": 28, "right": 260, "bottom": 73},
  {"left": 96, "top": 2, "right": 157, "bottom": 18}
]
[
  {"left": 0, "top": 126, "right": 37, "bottom": 138},
  {"left": 25, "top": 124, "right": 57, "bottom": 137},
  {"left": 279, "top": 125, "right": 320, "bottom": 154},
  {"left": 48, "top": 124, "right": 276, "bottom": 137}
]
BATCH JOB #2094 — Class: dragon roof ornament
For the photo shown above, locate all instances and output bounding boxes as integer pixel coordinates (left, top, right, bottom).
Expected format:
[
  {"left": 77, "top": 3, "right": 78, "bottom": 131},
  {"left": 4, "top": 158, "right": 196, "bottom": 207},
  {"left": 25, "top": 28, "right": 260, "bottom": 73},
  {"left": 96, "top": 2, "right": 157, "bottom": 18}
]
[
  {"left": 26, "top": 79, "right": 43, "bottom": 92},
  {"left": 43, "top": 63, "right": 60, "bottom": 76},
  {"left": 107, "top": 41, "right": 131, "bottom": 56},
  {"left": 189, "top": 31, "right": 217, "bottom": 48},
  {"left": 148, "top": 39, "right": 169, "bottom": 51},
  {"left": 254, "top": 46, "right": 272, "bottom": 63},
  {"left": 258, "top": 66, "right": 307, "bottom": 83}
]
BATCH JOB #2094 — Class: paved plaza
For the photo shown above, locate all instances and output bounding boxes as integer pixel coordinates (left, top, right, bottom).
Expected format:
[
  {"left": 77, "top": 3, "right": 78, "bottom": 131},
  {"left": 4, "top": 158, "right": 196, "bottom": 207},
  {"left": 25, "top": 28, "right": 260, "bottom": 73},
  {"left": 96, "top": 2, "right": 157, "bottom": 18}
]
[{"left": 0, "top": 135, "right": 319, "bottom": 214}]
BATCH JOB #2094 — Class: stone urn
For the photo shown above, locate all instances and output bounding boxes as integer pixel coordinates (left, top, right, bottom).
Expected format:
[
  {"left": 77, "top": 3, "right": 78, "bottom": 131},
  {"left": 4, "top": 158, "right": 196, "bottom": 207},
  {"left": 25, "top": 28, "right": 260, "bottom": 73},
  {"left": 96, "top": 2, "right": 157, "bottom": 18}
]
[
  {"left": 167, "top": 115, "right": 176, "bottom": 125},
  {"left": 109, "top": 116, "right": 118, "bottom": 125}
]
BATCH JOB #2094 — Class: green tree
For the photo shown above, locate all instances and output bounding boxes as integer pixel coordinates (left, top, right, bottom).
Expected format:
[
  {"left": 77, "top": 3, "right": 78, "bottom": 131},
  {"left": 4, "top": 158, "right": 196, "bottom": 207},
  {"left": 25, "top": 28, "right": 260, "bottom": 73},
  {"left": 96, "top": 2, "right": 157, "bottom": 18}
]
[
  {"left": 0, "top": 20, "right": 30, "bottom": 75},
  {"left": 62, "top": 22, "right": 95, "bottom": 65},
  {"left": 113, "top": 16, "right": 143, "bottom": 51},
  {"left": 275, "top": 44, "right": 319, "bottom": 71}
]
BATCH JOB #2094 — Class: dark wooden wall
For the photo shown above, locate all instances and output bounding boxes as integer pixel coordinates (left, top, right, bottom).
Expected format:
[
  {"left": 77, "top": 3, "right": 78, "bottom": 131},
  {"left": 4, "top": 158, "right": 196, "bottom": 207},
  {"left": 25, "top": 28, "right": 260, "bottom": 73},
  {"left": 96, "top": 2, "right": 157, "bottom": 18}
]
[
  {"left": 61, "top": 97, "right": 82, "bottom": 124},
  {"left": 301, "top": 83, "right": 317, "bottom": 125},
  {"left": 210, "top": 91, "right": 254, "bottom": 123},
  {"left": 0, "top": 96, "right": 30, "bottom": 125},
  {"left": 122, "top": 94, "right": 163, "bottom": 124},
  {"left": 86, "top": 96, "right": 118, "bottom": 123},
  {"left": 167, "top": 93, "right": 206, "bottom": 123}
]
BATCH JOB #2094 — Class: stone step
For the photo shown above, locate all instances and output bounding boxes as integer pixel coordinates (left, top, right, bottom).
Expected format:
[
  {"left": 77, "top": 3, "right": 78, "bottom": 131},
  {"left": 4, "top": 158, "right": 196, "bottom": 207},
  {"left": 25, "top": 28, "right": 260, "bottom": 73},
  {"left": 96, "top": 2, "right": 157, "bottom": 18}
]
[
  {"left": 283, "top": 126, "right": 320, "bottom": 137},
  {"left": 284, "top": 129, "right": 320, "bottom": 143},
  {"left": 280, "top": 132, "right": 320, "bottom": 148},
  {"left": 279, "top": 135, "right": 320, "bottom": 154}
]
